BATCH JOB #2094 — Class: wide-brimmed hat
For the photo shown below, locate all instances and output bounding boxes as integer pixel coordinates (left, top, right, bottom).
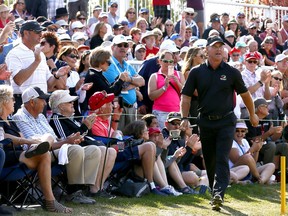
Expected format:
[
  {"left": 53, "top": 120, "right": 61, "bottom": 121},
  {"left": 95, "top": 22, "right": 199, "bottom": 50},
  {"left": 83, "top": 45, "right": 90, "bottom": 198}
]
[
  {"left": 89, "top": 91, "right": 115, "bottom": 111},
  {"left": 22, "top": 87, "right": 50, "bottom": 103},
  {"left": 0, "top": 4, "right": 9, "bottom": 13},
  {"left": 49, "top": 90, "right": 78, "bottom": 111},
  {"left": 55, "top": 7, "right": 68, "bottom": 18},
  {"left": 141, "top": 31, "right": 158, "bottom": 43},
  {"left": 183, "top": 8, "right": 197, "bottom": 17}
]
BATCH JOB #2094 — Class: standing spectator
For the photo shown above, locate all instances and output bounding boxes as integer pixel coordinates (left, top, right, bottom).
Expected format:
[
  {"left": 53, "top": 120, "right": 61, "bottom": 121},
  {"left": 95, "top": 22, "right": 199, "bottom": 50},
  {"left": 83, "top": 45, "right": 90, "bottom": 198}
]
[
  {"left": 67, "top": 0, "right": 88, "bottom": 21},
  {"left": 236, "top": 12, "right": 248, "bottom": 36},
  {"left": 87, "top": 5, "right": 102, "bottom": 27},
  {"left": 181, "top": 36, "right": 258, "bottom": 211},
  {"left": 148, "top": 50, "right": 185, "bottom": 129},
  {"left": 24, "top": 0, "right": 47, "bottom": 18},
  {"left": 221, "top": 12, "right": 230, "bottom": 30},
  {"left": 10, "top": 0, "right": 33, "bottom": 20},
  {"left": 54, "top": 7, "right": 69, "bottom": 22},
  {"left": 104, "top": 35, "right": 145, "bottom": 130},
  {"left": 186, "top": 0, "right": 204, "bottom": 36},
  {"left": 163, "top": 19, "right": 174, "bottom": 40},
  {"left": 0, "top": 5, "right": 10, "bottom": 29},
  {"left": 202, "top": 17, "right": 222, "bottom": 40},
  {"left": 89, "top": 22, "right": 107, "bottom": 49},
  {"left": 259, "top": 36, "right": 276, "bottom": 66},
  {"left": 227, "top": 18, "right": 240, "bottom": 40},
  {"left": 47, "top": 0, "right": 65, "bottom": 20},
  {"left": 107, "top": 0, "right": 119, "bottom": 27},
  {"left": 280, "top": 15, "right": 288, "bottom": 44},
  {"left": 6, "top": 21, "right": 69, "bottom": 111},
  {"left": 141, "top": 31, "right": 159, "bottom": 59},
  {"left": 259, "top": 22, "right": 282, "bottom": 54},
  {"left": 125, "top": 7, "right": 136, "bottom": 30},
  {"left": 136, "top": 17, "right": 148, "bottom": 34},
  {"left": 152, "top": 0, "right": 170, "bottom": 24},
  {"left": 175, "top": 8, "right": 199, "bottom": 38}
]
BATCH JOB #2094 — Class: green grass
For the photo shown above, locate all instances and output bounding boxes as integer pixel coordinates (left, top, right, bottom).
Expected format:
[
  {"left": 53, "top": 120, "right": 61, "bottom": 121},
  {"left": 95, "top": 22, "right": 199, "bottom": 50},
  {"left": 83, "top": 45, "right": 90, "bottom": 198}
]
[{"left": 10, "top": 184, "right": 287, "bottom": 215}]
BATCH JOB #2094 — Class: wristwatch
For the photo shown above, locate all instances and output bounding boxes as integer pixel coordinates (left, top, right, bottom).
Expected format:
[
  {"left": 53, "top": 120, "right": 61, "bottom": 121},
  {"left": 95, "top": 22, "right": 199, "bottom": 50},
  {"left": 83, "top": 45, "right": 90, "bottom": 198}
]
[
  {"left": 162, "top": 86, "right": 167, "bottom": 91},
  {"left": 258, "top": 80, "right": 263, "bottom": 86}
]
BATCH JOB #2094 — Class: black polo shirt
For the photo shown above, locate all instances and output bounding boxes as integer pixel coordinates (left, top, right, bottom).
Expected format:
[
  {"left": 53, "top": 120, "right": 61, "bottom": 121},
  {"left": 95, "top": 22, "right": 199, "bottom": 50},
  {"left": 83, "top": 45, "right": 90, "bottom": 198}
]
[{"left": 182, "top": 61, "right": 247, "bottom": 116}]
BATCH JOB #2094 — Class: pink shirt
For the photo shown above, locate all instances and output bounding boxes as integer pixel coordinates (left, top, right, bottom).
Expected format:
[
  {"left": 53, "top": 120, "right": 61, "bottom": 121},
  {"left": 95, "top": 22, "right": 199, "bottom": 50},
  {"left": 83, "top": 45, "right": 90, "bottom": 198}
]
[
  {"left": 152, "top": 70, "right": 181, "bottom": 112},
  {"left": 92, "top": 116, "right": 114, "bottom": 137}
]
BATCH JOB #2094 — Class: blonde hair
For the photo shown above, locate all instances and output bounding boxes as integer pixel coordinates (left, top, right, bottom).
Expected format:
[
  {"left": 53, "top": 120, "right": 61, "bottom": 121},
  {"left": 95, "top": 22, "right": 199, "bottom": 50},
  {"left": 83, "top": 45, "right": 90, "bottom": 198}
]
[{"left": 181, "top": 47, "right": 201, "bottom": 79}]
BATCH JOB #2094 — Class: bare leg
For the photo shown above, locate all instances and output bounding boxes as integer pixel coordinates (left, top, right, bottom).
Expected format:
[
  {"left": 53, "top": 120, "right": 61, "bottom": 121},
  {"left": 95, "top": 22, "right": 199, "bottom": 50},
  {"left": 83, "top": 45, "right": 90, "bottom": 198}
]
[
  {"left": 90, "top": 147, "right": 116, "bottom": 193},
  {"left": 167, "top": 161, "right": 187, "bottom": 189},
  {"left": 153, "top": 157, "right": 167, "bottom": 188},
  {"left": 138, "top": 142, "right": 156, "bottom": 183},
  {"left": 258, "top": 163, "right": 275, "bottom": 184}
]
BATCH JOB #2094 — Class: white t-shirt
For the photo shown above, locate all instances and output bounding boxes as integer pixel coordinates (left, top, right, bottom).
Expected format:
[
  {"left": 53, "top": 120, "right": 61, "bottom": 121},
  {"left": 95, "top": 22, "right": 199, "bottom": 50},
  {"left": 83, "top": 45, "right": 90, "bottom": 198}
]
[{"left": 229, "top": 139, "right": 250, "bottom": 168}]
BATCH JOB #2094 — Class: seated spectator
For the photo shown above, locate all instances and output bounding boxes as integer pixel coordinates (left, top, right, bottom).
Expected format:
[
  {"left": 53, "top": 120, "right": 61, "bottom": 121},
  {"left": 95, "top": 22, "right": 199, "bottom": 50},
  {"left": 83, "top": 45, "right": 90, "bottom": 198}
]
[
  {"left": 12, "top": 86, "right": 100, "bottom": 205},
  {"left": 170, "top": 33, "right": 183, "bottom": 49},
  {"left": 0, "top": 85, "right": 72, "bottom": 213},
  {"left": 152, "top": 28, "right": 163, "bottom": 48},
  {"left": 148, "top": 50, "right": 185, "bottom": 129},
  {"left": 224, "top": 30, "right": 236, "bottom": 51},
  {"left": 78, "top": 50, "right": 91, "bottom": 78},
  {"left": 88, "top": 92, "right": 161, "bottom": 195},
  {"left": 229, "top": 47, "right": 241, "bottom": 63},
  {"left": 0, "top": 5, "right": 10, "bottom": 29},
  {"left": 162, "top": 112, "right": 209, "bottom": 187},
  {"left": 229, "top": 121, "right": 275, "bottom": 184},
  {"left": 72, "top": 32, "right": 88, "bottom": 46},
  {"left": 49, "top": 90, "right": 117, "bottom": 198},
  {"left": 142, "top": 114, "right": 196, "bottom": 194},
  {"left": 124, "top": 120, "right": 182, "bottom": 196}
]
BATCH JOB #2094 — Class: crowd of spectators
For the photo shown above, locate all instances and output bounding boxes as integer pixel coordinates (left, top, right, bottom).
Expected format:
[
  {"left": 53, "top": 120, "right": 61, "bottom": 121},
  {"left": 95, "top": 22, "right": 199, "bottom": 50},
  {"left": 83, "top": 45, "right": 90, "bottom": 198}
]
[{"left": 0, "top": 0, "right": 288, "bottom": 214}]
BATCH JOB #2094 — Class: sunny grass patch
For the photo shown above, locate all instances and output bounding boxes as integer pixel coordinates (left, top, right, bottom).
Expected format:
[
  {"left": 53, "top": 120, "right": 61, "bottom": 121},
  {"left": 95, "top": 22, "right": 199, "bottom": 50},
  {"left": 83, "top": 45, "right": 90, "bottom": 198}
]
[{"left": 13, "top": 184, "right": 285, "bottom": 216}]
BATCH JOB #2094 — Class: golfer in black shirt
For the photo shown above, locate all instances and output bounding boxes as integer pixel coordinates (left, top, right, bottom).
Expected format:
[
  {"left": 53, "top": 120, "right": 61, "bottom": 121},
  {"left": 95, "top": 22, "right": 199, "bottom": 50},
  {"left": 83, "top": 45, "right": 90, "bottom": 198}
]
[{"left": 180, "top": 36, "right": 259, "bottom": 211}]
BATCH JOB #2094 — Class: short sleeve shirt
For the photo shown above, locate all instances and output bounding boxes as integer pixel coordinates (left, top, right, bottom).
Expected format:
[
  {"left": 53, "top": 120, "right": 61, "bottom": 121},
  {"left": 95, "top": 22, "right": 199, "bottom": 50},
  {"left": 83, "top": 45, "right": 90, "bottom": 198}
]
[{"left": 182, "top": 61, "right": 247, "bottom": 115}]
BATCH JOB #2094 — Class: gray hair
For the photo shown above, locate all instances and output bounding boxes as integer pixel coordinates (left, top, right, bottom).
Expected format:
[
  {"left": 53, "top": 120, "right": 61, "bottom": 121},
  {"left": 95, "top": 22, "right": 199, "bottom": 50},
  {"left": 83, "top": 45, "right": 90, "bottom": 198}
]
[{"left": 0, "top": 85, "right": 13, "bottom": 116}]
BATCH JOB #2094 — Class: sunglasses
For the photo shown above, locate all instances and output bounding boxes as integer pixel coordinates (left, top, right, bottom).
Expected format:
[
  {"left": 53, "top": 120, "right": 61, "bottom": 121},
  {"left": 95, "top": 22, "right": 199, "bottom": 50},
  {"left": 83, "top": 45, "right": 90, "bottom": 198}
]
[
  {"left": 111, "top": 5, "right": 118, "bottom": 8},
  {"left": 238, "top": 16, "right": 245, "bottom": 19},
  {"left": 273, "top": 76, "right": 283, "bottom": 81},
  {"left": 128, "top": 11, "right": 135, "bottom": 14},
  {"left": 141, "top": 12, "right": 148, "bottom": 15},
  {"left": 232, "top": 54, "right": 240, "bottom": 56},
  {"left": 68, "top": 54, "right": 79, "bottom": 59},
  {"left": 48, "top": 28, "right": 57, "bottom": 32},
  {"left": 78, "top": 17, "right": 86, "bottom": 20},
  {"left": 166, "top": 24, "right": 173, "bottom": 26},
  {"left": 40, "top": 41, "right": 47, "bottom": 46},
  {"left": 250, "top": 27, "right": 257, "bottom": 30},
  {"left": 236, "top": 129, "right": 246, "bottom": 133},
  {"left": 162, "top": 59, "right": 174, "bottom": 63},
  {"left": 106, "top": 60, "right": 111, "bottom": 66},
  {"left": 116, "top": 43, "right": 129, "bottom": 48},
  {"left": 186, "top": 13, "right": 194, "bottom": 16},
  {"left": 170, "top": 121, "right": 180, "bottom": 126},
  {"left": 265, "top": 41, "right": 273, "bottom": 44},
  {"left": 247, "top": 60, "right": 258, "bottom": 64},
  {"left": 17, "top": 2, "right": 24, "bottom": 5}
]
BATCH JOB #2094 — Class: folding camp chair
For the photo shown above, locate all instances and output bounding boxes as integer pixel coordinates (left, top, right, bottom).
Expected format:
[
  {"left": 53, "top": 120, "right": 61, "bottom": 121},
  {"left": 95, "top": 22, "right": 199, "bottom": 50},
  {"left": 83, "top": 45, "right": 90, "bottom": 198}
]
[{"left": 0, "top": 139, "right": 43, "bottom": 211}]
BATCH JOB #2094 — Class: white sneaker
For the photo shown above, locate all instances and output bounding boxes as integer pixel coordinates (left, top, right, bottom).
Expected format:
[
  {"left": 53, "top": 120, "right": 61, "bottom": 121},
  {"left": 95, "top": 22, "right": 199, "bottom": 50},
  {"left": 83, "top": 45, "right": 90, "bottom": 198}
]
[{"left": 160, "top": 185, "right": 183, "bottom": 196}]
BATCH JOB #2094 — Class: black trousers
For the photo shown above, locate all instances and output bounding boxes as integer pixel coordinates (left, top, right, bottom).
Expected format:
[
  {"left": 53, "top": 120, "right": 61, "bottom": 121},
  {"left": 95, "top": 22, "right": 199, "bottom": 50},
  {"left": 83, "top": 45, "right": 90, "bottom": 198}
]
[{"left": 199, "top": 124, "right": 235, "bottom": 199}]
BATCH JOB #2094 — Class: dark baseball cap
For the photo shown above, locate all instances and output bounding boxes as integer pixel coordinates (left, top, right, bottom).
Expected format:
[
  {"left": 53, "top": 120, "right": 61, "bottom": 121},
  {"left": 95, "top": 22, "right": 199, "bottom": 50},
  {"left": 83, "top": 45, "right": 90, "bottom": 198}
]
[
  {"left": 20, "top": 20, "right": 45, "bottom": 34},
  {"left": 254, "top": 98, "right": 271, "bottom": 109},
  {"left": 206, "top": 36, "right": 225, "bottom": 47},
  {"left": 166, "top": 112, "right": 181, "bottom": 122}
]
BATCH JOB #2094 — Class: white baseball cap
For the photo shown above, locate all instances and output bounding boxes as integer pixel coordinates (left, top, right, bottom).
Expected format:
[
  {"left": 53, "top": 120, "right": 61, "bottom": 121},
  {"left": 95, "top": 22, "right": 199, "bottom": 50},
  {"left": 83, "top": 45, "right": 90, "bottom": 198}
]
[
  {"left": 49, "top": 90, "right": 78, "bottom": 111},
  {"left": 22, "top": 87, "right": 50, "bottom": 104},
  {"left": 160, "top": 39, "right": 179, "bottom": 52}
]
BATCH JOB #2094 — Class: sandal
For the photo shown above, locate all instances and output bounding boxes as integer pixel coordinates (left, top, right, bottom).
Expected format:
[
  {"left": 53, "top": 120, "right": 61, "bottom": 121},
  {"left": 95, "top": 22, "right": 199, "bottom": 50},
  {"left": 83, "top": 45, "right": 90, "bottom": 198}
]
[
  {"left": 25, "top": 141, "right": 50, "bottom": 158},
  {"left": 194, "top": 185, "right": 210, "bottom": 195},
  {"left": 179, "top": 186, "right": 198, "bottom": 195},
  {"left": 44, "top": 200, "right": 73, "bottom": 214}
]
